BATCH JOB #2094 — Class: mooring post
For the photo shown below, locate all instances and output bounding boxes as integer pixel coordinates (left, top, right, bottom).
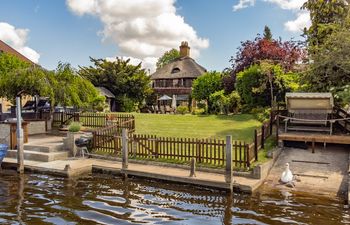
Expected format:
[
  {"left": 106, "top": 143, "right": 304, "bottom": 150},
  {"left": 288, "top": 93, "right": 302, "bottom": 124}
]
[
  {"left": 189, "top": 157, "right": 196, "bottom": 177},
  {"left": 225, "top": 135, "right": 233, "bottom": 191},
  {"left": 16, "top": 96, "right": 24, "bottom": 174},
  {"left": 122, "top": 128, "right": 129, "bottom": 170}
]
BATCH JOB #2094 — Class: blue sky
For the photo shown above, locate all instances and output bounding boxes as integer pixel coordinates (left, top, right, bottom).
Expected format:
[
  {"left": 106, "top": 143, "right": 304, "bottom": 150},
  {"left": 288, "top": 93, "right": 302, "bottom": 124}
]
[{"left": 0, "top": 0, "right": 308, "bottom": 72}]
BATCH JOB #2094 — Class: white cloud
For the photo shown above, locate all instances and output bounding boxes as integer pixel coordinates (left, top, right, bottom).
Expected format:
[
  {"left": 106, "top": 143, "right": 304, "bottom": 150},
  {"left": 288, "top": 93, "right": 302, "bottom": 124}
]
[
  {"left": 264, "top": 0, "right": 305, "bottom": 10},
  {"left": 233, "top": 0, "right": 255, "bottom": 11},
  {"left": 284, "top": 11, "right": 310, "bottom": 32},
  {"left": 232, "top": 0, "right": 310, "bottom": 33},
  {"left": 0, "top": 22, "right": 40, "bottom": 63},
  {"left": 66, "top": 0, "right": 209, "bottom": 71}
]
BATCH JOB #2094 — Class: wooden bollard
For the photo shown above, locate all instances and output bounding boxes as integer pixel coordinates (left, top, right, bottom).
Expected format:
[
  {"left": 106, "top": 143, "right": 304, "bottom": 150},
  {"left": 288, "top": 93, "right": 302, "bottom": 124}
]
[
  {"left": 189, "top": 158, "right": 196, "bottom": 177},
  {"left": 122, "top": 128, "right": 128, "bottom": 170},
  {"left": 225, "top": 135, "right": 233, "bottom": 187}
]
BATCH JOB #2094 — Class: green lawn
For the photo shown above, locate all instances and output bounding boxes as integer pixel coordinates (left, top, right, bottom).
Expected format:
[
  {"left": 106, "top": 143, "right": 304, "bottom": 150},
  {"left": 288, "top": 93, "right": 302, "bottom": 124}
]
[{"left": 132, "top": 113, "right": 261, "bottom": 142}]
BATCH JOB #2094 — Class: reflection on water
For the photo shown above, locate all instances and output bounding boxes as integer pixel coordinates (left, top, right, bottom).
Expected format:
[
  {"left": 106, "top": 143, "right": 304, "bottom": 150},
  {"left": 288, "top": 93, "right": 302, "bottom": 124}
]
[{"left": 0, "top": 170, "right": 348, "bottom": 225}]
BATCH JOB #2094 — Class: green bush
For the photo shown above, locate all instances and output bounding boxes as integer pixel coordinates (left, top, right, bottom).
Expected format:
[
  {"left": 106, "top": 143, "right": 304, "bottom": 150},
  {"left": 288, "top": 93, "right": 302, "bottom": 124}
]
[
  {"left": 251, "top": 107, "right": 271, "bottom": 122},
  {"left": 118, "top": 96, "right": 137, "bottom": 112},
  {"left": 209, "top": 90, "right": 227, "bottom": 114},
  {"left": 236, "top": 64, "right": 300, "bottom": 109},
  {"left": 227, "top": 91, "right": 241, "bottom": 113},
  {"left": 192, "top": 108, "right": 206, "bottom": 115},
  {"left": 177, "top": 106, "right": 189, "bottom": 115},
  {"left": 68, "top": 122, "right": 81, "bottom": 132}
]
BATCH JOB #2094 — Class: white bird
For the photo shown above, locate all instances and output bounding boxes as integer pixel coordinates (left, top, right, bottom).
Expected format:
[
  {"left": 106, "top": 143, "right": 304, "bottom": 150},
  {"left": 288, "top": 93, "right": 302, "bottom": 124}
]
[{"left": 280, "top": 163, "right": 293, "bottom": 184}]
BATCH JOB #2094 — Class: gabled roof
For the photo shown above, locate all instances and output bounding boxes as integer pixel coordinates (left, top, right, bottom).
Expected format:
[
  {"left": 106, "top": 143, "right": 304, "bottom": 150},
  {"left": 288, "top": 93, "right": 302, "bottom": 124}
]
[
  {"left": 0, "top": 40, "right": 35, "bottom": 64},
  {"left": 96, "top": 86, "right": 115, "bottom": 98},
  {"left": 151, "top": 56, "right": 206, "bottom": 80}
]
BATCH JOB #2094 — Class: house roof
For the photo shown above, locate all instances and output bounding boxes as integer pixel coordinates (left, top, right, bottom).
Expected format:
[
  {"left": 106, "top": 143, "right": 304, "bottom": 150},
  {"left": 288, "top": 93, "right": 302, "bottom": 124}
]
[
  {"left": 0, "top": 40, "right": 35, "bottom": 64},
  {"left": 96, "top": 87, "right": 115, "bottom": 98},
  {"left": 150, "top": 56, "right": 206, "bottom": 80},
  {"left": 286, "top": 92, "right": 333, "bottom": 99}
]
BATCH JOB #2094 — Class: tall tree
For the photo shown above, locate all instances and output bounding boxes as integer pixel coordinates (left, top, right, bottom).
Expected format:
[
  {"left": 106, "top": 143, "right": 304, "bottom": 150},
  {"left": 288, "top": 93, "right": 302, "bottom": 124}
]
[
  {"left": 302, "top": 0, "right": 349, "bottom": 52},
  {"left": 0, "top": 66, "right": 53, "bottom": 101},
  {"left": 50, "top": 63, "right": 99, "bottom": 108},
  {"left": 156, "top": 49, "right": 180, "bottom": 69},
  {"left": 263, "top": 25, "right": 273, "bottom": 40},
  {"left": 226, "top": 36, "right": 305, "bottom": 91},
  {"left": 192, "top": 71, "right": 223, "bottom": 111},
  {"left": 303, "top": 17, "right": 350, "bottom": 91},
  {"left": 79, "top": 57, "right": 152, "bottom": 111}
]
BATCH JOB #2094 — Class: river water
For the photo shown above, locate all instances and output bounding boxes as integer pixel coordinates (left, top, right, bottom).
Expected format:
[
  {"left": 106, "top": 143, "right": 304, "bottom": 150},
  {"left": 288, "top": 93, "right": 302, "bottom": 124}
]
[{"left": 0, "top": 171, "right": 348, "bottom": 225}]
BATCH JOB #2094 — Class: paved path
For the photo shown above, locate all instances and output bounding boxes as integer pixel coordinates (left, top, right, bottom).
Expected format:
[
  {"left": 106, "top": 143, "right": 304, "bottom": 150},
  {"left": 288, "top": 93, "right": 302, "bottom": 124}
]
[
  {"left": 2, "top": 157, "right": 262, "bottom": 193},
  {"left": 259, "top": 145, "right": 349, "bottom": 198}
]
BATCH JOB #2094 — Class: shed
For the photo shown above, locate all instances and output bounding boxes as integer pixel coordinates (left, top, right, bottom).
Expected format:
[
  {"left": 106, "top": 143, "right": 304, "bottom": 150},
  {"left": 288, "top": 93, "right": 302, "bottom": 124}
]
[{"left": 96, "top": 87, "right": 116, "bottom": 112}]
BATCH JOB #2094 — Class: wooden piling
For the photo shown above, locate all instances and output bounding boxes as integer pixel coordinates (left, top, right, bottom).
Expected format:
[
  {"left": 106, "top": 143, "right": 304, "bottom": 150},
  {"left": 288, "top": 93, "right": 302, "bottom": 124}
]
[{"left": 122, "top": 128, "right": 128, "bottom": 170}]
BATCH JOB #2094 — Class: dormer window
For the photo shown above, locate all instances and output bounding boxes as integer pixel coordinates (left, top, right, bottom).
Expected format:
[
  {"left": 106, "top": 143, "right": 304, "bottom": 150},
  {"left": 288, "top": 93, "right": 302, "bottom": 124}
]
[{"left": 171, "top": 67, "right": 180, "bottom": 74}]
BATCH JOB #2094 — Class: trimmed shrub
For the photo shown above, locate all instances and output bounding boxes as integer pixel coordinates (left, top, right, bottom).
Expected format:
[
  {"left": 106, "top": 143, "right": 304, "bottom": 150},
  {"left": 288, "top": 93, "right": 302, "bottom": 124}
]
[
  {"left": 177, "top": 106, "right": 189, "bottom": 115},
  {"left": 68, "top": 122, "right": 81, "bottom": 132}
]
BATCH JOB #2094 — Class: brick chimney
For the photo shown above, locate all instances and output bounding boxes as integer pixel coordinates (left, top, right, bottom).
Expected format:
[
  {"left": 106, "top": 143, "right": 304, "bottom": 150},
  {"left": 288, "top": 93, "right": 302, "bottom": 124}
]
[{"left": 179, "top": 41, "right": 190, "bottom": 58}]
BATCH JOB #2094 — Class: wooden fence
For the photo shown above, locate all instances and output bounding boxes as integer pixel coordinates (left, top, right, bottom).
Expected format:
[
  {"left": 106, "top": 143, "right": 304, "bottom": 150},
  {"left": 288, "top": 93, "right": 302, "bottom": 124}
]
[
  {"left": 92, "top": 133, "right": 251, "bottom": 168},
  {"left": 52, "top": 112, "right": 135, "bottom": 131},
  {"left": 334, "top": 107, "right": 350, "bottom": 132},
  {"left": 90, "top": 111, "right": 277, "bottom": 168},
  {"left": 252, "top": 111, "right": 275, "bottom": 161}
]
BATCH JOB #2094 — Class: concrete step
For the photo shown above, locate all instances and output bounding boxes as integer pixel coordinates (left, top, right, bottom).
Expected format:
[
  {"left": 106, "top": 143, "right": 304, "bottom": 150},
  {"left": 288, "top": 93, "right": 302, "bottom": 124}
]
[
  {"left": 24, "top": 144, "right": 63, "bottom": 153},
  {"left": 6, "top": 149, "right": 69, "bottom": 162}
]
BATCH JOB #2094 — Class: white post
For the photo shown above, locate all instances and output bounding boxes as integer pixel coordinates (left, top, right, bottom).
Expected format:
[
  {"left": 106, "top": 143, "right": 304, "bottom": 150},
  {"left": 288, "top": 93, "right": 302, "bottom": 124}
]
[
  {"left": 16, "top": 96, "right": 24, "bottom": 173},
  {"left": 225, "top": 135, "right": 233, "bottom": 186},
  {"left": 122, "top": 128, "right": 128, "bottom": 170}
]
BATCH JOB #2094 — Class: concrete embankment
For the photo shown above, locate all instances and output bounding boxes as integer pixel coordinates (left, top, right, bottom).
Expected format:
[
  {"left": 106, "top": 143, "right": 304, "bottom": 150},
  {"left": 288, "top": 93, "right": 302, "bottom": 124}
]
[
  {"left": 2, "top": 157, "right": 264, "bottom": 193},
  {"left": 258, "top": 145, "right": 349, "bottom": 201}
]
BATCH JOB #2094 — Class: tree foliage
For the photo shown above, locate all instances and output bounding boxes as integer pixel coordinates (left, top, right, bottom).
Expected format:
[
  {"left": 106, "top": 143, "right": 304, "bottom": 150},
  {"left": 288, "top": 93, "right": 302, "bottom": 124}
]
[
  {"left": 227, "top": 34, "right": 305, "bottom": 92},
  {"left": 192, "top": 71, "right": 223, "bottom": 111},
  {"left": 156, "top": 49, "right": 180, "bottom": 70},
  {"left": 236, "top": 64, "right": 299, "bottom": 109},
  {"left": 0, "top": 66, "right": 53, "bottom": 101},
  {"left": 51, "top": 63, "right": 100, "bottom": 108},
  {"left": 0, "top": 52, "right": 30, "bottom": 75},
  {"left": 79, "top": 57, "right": 152, "bottom": 111},
  {"left": 304, "top": 24, "right": 350, "bottom": 91},
  {"left": 263, "top": 25, "right": 272, "bottom": 40},
  {"left": 230, "top": 36, "right": 305, "bottom": 74},
  {"left": 302, "top": 0, "right": 349, "bottom": 52}
]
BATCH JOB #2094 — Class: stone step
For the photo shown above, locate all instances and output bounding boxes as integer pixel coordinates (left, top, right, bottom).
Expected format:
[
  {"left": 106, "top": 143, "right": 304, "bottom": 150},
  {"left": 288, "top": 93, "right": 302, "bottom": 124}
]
[
  {"left": 24, "top": 144, "right": 63, "bottom": 153},
  {"left": 6, "top": 149, "right": 69, "bottom": 162}
]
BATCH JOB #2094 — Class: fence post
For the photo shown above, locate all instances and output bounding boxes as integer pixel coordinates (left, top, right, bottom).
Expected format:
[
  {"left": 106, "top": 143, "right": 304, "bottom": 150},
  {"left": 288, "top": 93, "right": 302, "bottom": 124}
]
[
  {"left": 276, "top": 115, "right": 280, "bottom": 144},
  {"left": 246, "top": 144, "right": 250, "bottom": 168},
  {"left": 122, "top": 128, "right": 128, "bottom": 170},
  {"left": 269, "top": 111, "right": 273, "bottom": 135},
  {"left": 254, "top": 129, "right": 258, "bottom": 161},
  {"left": 261, "top": 125, "right": 265, "bottom": 149},
  {"left": 225, "top": 135, "right": 233, "bottom": 187},
  {"left": 189, "top": 158, "right": 196, "bottom": 177},
  {"left": 155, "top": 137, "right": 159, "bottom": 158},
  {"left": 196, "top": 139, "right": 202, "bottom": 163},
  {"left": 132, "top": 136, "right": 137, "bottom": 157}
]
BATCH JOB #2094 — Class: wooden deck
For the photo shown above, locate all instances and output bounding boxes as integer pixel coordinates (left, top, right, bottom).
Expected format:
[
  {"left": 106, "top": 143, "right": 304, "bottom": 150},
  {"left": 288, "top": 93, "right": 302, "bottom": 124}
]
[
  {"left": 279, "top": 132, "right": 350, "bottom": 144},
  {"left": 278, "top": 132, "right": 350, "bottom": 152}
]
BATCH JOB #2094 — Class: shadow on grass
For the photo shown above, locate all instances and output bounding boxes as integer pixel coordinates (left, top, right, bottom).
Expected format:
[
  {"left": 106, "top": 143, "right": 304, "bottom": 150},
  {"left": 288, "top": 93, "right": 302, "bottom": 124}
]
[{"left": 196, "top": 113, "right": 258, "bottom": 122}]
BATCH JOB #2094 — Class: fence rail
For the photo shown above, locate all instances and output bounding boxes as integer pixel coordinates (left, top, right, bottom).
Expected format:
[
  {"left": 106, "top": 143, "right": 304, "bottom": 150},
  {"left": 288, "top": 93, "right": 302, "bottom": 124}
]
[
  {"left": 92, "top": 132, "right": 251, "bottom": 168},
  {"left": 334, "top": 107, "right": 350, "bottom": 132},
  {"left": 52, "top": 112, "right": 135, "bottom": 131},
  {"left": 89, "top": 111, "right": 277, "bottom": 168}
]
